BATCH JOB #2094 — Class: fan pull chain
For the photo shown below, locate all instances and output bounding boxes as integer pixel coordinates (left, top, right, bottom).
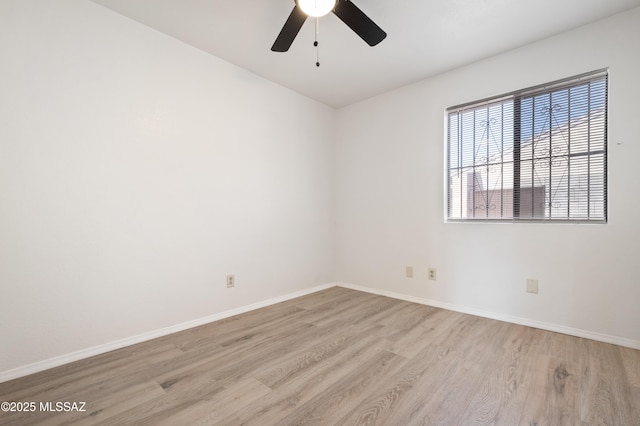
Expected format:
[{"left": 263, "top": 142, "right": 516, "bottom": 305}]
[{"left": 314, "top": 17, "right": 320, "bottom": 67}]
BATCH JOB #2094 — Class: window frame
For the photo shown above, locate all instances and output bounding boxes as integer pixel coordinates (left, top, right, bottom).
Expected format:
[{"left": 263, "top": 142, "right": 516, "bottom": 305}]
[{"left": 445, "top": 69, "right": 608, "bottom": 224}]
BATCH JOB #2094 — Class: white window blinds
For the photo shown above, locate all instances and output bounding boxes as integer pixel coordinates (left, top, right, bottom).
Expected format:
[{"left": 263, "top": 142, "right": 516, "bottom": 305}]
[{"left": 447, "top": 70, "right": 608, "bottom": 222}]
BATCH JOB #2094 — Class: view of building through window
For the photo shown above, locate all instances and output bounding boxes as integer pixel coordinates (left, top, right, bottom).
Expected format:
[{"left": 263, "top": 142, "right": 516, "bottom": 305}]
[{"left": 447, "top": 71, "right": 607, "bottom": 222}]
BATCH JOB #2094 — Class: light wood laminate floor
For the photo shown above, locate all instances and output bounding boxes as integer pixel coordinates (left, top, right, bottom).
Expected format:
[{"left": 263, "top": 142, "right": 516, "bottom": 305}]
[{"left": 1, "top": 287, "right": 639, "bottom": 425}]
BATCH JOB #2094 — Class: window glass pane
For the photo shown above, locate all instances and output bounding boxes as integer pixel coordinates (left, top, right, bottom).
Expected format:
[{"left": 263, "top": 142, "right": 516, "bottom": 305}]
[{"left": 446, "top": 70, "right": 607, "bottom": 222}]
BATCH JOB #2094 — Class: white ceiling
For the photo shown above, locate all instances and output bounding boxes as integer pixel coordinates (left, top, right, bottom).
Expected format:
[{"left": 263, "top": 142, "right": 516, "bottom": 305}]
[{"left": 91, "top": 0, "right": 640, "bottom": 108}]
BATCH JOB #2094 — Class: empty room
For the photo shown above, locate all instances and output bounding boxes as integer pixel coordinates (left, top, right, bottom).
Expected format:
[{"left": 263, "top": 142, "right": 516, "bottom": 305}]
[{"left": 1, "top": 0, "right": 639, "bottom": 424}]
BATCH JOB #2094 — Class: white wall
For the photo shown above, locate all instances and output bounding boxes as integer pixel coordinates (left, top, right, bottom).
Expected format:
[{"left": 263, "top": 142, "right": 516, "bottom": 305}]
[
  {"left": 336, "top": 8, "right": 640, "bottom": 345},
  {"left": 0, "top": 0, "right": 335, "bottom": 376}
]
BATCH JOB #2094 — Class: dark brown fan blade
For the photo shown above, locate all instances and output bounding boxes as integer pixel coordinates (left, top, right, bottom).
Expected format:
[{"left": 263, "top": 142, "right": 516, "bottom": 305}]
[
  {"left": 271, "top": 5, "right": 307, "bottom": 52},
  {"left": 333, "top": 0, "right": 386, "bottom": 46}
]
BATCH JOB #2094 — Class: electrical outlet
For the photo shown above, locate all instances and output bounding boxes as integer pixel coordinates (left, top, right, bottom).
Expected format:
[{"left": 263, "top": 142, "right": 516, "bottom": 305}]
[
  {"left": 226, "top": 274, "right": 235, "bottom": 288},
  {"left": 527, "top": 279, "right": 538, "bottom": 294},
  {"left": 428, "top": 268, "right": 437, "bottom": 281},
  {"left": 406, "top": 266, "right": 414, "bottom": 278}
]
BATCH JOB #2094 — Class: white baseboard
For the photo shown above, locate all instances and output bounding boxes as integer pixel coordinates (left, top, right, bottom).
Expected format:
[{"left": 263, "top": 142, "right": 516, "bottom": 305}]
[
  {"left": 0, "top": 282, "right": 337, "bottom": 384},
  {"left": 337, "top": 282, "right": 640, "bottom": 350}
]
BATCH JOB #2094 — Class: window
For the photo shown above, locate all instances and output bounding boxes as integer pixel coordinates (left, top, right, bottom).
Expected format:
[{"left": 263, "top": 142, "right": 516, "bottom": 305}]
[{"left": 447, "top": 70, "right": 608, "bottom": 222}]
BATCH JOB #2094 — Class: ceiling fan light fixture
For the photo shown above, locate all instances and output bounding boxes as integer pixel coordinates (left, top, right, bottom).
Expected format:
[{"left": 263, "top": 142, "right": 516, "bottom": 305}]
[{"left": 297, "top": 0, "right": 336, "bottom": 18}]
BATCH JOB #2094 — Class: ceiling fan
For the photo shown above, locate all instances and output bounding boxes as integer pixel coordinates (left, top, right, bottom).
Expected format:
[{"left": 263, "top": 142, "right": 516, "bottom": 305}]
[{"left": 271, "top": 0, "right": 387, "bottom": 53}]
